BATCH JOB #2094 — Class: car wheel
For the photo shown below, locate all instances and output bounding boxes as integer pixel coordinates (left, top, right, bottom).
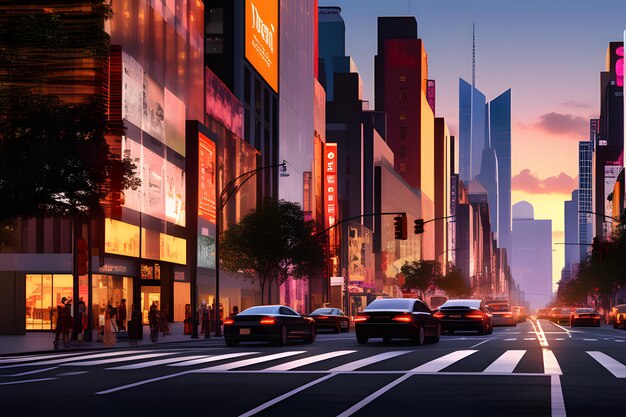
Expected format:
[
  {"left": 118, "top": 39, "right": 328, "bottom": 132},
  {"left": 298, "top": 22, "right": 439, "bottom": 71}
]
[
  {"left": 414, "top": 326, "right": 425, "bottom": 345},
  {"left": 356, "top": 334, "right": 369, "bottom": 344},
  {"left": 478, "top": 324, "right": 486, "bottom": 335},
  {"left": 487, "top": 323, "right": 493, "bottom": 335},
  {"left": 305, "top": 325, "right": 317, "bottom": 344},
  {"left": 277, "top": 325, "right": 288, "bottom": 346},
  {"left": 225, "top": 338, "right": 239, "bottom": 347}
]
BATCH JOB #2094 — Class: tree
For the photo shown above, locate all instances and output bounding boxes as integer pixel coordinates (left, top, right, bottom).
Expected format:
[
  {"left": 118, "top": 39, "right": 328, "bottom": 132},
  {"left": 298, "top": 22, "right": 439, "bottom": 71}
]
[
  {"left": 219, "top": 199, "right": 325, "bottom": 304},
  {"left": 400, "top": 260, "right": 440, "bottom": 301},
  {"left": 0, "top": 1, "right": 139, "bottom": 220},
  {"left": 435, "top": 266, "right": 470, "bottom": 298}
]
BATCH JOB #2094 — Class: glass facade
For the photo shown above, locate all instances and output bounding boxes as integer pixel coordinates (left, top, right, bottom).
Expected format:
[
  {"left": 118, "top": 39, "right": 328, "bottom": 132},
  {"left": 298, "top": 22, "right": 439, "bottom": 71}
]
[
  {"left": 459, "top": 78, "right": 488, "bottom": 184},
  {"left": 92, "top": 275, "right": 133, "bottom": 329},
  {"left": 578, "top": 140, "right": 594, "bottom": 261},
  {"left": 490, "top": 89, "right": 512, "bottom": 251},
  {"left": 25, "top": 274, "right": 73, "bottom": 330}
]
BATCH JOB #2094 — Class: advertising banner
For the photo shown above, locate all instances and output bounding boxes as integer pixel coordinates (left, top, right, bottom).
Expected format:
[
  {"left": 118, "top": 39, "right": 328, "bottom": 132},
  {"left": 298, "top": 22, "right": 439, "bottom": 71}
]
[
  {"left": 142, "top": 73, "right": 165, "bottom": 142},
  {"left": 245, "top": 0, "right": 279, "bottom": 92},
  {"left": 324, "top": 143, "right": 338, "bottom": 230},
  {"left": 165, "top": 160, "right": 186, "bottom": 227},
  {"left": 122, "top": 52, "right": 143, "bottom": 128},
  {"left": 198, "top": 133, "right": 217, "bottom": 224},
  {"left": 164, "top": 88, "right": 186, "bottom": 156}
]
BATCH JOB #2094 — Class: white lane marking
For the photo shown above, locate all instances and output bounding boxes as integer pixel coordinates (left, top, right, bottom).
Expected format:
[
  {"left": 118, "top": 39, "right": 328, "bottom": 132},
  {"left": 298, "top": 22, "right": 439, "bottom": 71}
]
[
  {"left": 57, "top": 371, "right": 87, "bottom": 376},
  {"left": 551, "top": 374, "right": 567, "bottom": 417},
  {"left": 167, "top": 352, "right": 259, "bottom": 367},
  {"left": 198, "top": 351, "right": 306, "bottom": 372},
  {"left": 524, "top": 338, "right": 536, "bottom": 341},
  {"left": 0, "top": 352, "right": 89, "bottom": 364},
  {"left": 0, "top": 377, "right": 57, "bottom": 385},
  {"left": 483, "top": 350, "right": 526, "bottom": 373},
  {"left": 504, "top": 338, "right": 518, "bottom": 341},
  {"left": 583, "top": 339, "right": 598, "bottom": 342},
  {"left": 0, "top": 367, "right": 58, "bottom": 377},
  {"left": 0, "top": 350, "right": 151, "bottom": 369},
  {"left": 336, "top": 373, "right": 412, "bottom": 417},
  {"left": 411, "top": 350, "right": 478, "bottom": 373},
  {"left": 470, "top": 339, "right": 494, "bottom": 348},
  {"left": 96, "top": 371, "right": 191, "bottom": 395},
  {"left": 555, "top": 338, "right": 565, "bottom": 341},
  {"left": 107, "top": 355, "right": 207, "bottom": 370},
  {"left": 330, "top": 351, "right": 411, "bottom": 372},
  {"left": 63, "top": 352, "right": 179, "bottom": 366},
  {"left": 543, "top": 349, "right": 562, "bottom": 375},
  {"left": 616, "top": 340, "right": 625, "bottom": 343},
  {"left": 531, "top": 319, "right": 549, "bottom": 347},
  {"left": 550, "top": 322, "right": 580, "bottom": 333},
  {"left": 587, "top": 351, "right": 626, "bottom": 378},
  {"left": 264, "top": 350, "right": 355, "bottom": 371},
  {"left": 238, "top": 374, "right": 336, "bottom": 417}
]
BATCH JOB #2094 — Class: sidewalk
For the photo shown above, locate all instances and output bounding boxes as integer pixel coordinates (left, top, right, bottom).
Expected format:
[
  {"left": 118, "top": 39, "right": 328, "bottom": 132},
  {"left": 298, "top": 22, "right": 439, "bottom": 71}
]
[{"left": 0, "top": 322, "right": 222, "bottom": 355}]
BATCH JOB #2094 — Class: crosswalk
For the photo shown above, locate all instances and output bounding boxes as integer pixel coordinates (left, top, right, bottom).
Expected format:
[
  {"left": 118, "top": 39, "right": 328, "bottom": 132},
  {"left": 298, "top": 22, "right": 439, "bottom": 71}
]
[{"left": 1, "top": 347, "right": 626, "bottom": 379}]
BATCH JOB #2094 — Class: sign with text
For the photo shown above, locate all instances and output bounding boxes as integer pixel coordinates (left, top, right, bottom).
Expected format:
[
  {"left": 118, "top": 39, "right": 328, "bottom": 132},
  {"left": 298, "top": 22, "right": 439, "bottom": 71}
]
[
  {"left": 324, "top": 143, "right": 338, "bottom": 230},
  {"left": 245, "top": 0, "right": 279, "bottom": 92},
  {"left": 198, "top": 132, "right": 217, "bottom": 224}
]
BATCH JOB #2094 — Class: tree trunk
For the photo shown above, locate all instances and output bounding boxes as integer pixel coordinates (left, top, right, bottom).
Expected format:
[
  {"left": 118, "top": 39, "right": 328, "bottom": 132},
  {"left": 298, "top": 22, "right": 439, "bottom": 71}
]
[{"left": 259, "top": 278, "right": 265, "bottom": 306}]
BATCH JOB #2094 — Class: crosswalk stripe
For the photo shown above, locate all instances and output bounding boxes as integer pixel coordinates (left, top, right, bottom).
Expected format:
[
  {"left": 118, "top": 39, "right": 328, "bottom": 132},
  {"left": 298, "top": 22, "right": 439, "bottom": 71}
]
[
  {"left": 411, "top": 350, "right": 477, "bottom": 373},
  {"left": 587, "top": 351, "right": 626, "bottom": 378},
  {"left": 483, "top": 350, "right": 526, "bottom": 373},
  {"left": 264, "top": 350, "right": 355, "bottom": 371},
  {"left": 63, "top": 352, "right": 179, "bottom": 366},
  {"left": 542, "top": 349, "right": 562, "bottom": 375},
  {"left": 0, "top": 352, "right": 88, "bottom": 364},
  {"left": 107, "top": 355, "right": 208, "bottom": 370},
  {"left": 167, "top": 352, "right": 259, "bottom": 367},
  {"left": 0, "top": 350, "right": 150, "bottom": 369},
  {"left": 330, "top": 351, "right": 412, "bottom": 372},
  {"left": 197, "top": 351, "right": 305, "bottom": 372}
]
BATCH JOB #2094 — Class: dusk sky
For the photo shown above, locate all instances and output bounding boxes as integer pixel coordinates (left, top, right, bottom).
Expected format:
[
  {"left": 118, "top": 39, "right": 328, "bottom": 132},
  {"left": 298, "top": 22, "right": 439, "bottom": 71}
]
[{"left": 319, "top": 0, "right": 626, "bottom": 289}]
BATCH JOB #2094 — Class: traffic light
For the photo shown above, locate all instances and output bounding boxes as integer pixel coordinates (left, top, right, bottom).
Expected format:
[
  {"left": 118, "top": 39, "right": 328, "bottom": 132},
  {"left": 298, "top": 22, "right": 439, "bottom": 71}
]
[
  {"left": 414, "top": 218, "right": 425, "bottom": 234},
  {"left": 76, "top": 237, "right": 88, "bottom": 276},
  {"left": 394, "top": 214, "right": 407, "bottom": 240}
]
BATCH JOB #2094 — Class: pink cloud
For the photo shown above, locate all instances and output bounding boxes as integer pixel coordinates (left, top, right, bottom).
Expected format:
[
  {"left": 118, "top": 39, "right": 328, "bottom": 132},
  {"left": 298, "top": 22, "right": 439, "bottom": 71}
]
[
  {"left": 512, "top": 169, "right": 578, "bottom": 195},
  {"left": 534, "top": 112, "right": 587, "bottom": 137}
]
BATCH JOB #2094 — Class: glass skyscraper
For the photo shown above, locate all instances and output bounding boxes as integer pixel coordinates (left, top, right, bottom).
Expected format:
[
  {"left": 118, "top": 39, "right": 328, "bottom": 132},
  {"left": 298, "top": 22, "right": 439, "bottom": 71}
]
[
  {"left": 578, "top": 140, "right": 594, "bottom": 261},
  {"left": 459, "top": 78, "right": 488, "bottom": 185},
  {"left": 490, "top": 89, "right": 512, "bottom": 251}
]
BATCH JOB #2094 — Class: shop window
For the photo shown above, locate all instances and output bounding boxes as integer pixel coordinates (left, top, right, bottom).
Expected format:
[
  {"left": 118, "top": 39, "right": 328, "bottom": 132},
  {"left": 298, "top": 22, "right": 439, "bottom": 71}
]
[
  {"left": 92, "top": 275, "right": 133, "bottom": 330},
  {"left": 25, "top": 274, "right": 73, "bottom": 330}
]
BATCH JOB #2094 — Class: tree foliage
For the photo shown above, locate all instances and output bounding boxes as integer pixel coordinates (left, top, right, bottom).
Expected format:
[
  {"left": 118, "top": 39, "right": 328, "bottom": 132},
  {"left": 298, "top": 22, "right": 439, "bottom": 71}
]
[
  {"left": 220, "top": 199, "right": 325, "bottom": 304},
  {"left": 400, "top": 260, "right": 440, "bottom": 301},
  {"left": 0, "top": 1, "right": 139, "bottom": 219},
  {"left": 435, "top": 266, "right": 470, "bottom": 298}
]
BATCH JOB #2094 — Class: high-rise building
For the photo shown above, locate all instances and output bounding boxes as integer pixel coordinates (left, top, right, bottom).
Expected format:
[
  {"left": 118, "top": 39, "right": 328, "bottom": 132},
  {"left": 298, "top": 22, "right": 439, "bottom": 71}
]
[
  {"left": 562, "top": 190, "right": 579, "bottom": 282},
  {"left": 512, "top": 202, "right": 553, "bottom": 311},
  {"left": 459, "top": 78, "right": 488, "bottom": 185},
  {"left": 579, "top": 139, "right": 594, "bottom": 261},
  {"left": 490, "top": 89, "right": 512, "bottom": 251}
]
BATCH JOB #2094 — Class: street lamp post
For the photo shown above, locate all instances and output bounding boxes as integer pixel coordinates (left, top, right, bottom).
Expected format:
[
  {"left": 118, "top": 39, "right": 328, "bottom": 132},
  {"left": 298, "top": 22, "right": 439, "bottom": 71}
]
[{"left": 211, "top": 161, "right": 286, "bottom": 337}]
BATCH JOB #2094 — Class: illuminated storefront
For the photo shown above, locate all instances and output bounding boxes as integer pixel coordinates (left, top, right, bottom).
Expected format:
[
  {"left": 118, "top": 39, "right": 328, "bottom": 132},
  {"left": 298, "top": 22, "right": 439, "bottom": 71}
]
[{"left": 25, "top": 274, "right": 73, "bottom": 330}]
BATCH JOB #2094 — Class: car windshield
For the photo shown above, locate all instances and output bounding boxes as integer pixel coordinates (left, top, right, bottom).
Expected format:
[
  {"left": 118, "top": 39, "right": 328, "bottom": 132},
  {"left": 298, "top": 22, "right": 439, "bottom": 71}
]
[
  {"left": 561, "top": 308, "right": 572, "bottom": 314},
  {"left": 238, "top": 306, "right": 279, "bottom": 315},
  {"left": 575, "top": 308, "right": 595, "bottom": 313},
  {"left": 440, "top": 300, "right": 481, "bottom": 309},
  {"left": 489, "top": 304, "right": 510, "bottom": 312},
  {"left": 311, "top": 308, "right": 335, "bottom": 315},
  {"left": 365, "top": 299, "right": 413, "bottom": 311}
]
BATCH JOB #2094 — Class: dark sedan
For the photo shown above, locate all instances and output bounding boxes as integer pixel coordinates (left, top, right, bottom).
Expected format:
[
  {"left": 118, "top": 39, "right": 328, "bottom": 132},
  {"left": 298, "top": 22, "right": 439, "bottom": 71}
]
[
  {"left": 223, "top": 305, "right": 316, "bottom": 347},
  {"left": 354, "top": 298, "right": 441, "bottom": 345},
  {"left": 434, "top": 299, "right": 494, "bottom": 334},
  {"left": 308, "top": 308, "right": 350, "bottom": 333},
  {"left": 570, "top": 308, "right": 601, "bottom": 327}
]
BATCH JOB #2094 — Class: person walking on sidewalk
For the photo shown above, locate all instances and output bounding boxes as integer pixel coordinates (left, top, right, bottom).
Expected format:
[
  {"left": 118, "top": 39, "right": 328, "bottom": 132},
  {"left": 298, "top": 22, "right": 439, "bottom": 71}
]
[
  {"left": 103, "top": 304, "right": 117, "bottom": 346},
  {"left": 118, "top": 298, "right": 127, "bottom": 331},
  {"left": 148, "top": 303, "right": 160, "bottom": 343},
  {"left": 53, "top": 297, "right": 72, "bottom": 349},
  {"left": 161, "top": 304, "right": 170, "bottom": 337}
]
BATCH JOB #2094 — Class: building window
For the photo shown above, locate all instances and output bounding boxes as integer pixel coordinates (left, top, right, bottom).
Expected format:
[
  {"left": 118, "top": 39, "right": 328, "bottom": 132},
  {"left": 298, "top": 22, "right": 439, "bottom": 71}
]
[
  {"left": 400, "top": 75, "right": 406, "bottom": 82},
  {"left": 399, "top": 88, "right": 406, "bottom": 102},
  {"left": 26, "top": 274, "right": 73, "bottom": 330},
  {"left": 399, "top": 163, "right": 406, "bottom": 172},
  {"left": 399, "top": 114, "right": 406, "bottom": 120},
  {"left": 400, "top": 126, "right": 407, "bottom": 141},
  {"left": 244, "top": 67, "right": 251, "bottom": 104},
  {"left": 255, "top": 79, "right": 261, "bottom": 115}
]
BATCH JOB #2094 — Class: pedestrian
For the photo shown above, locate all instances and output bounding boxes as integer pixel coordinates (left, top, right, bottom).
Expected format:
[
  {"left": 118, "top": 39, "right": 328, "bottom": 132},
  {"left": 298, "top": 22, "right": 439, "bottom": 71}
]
[
  {"left": 231, "top": 306, "right": 239, "bottom": 317},
  {"left": 118, "top": 298, "right": 127, "bottom": 331},
  {"left": 53, "top": 297, "right": 72, "bottom": 349},
  {"left": 103, "top": 304, "right": 117, "bottom": 346},
  {"left": 161, "top": 304, "right": 170, "bottom": 337},
  {"left": 76, "top": 297, "right": 87, "bottom": 343},
  {"left": 184, "top": 304, "right": 192, "bottom": 335},
  {"left": 148, "top": 303, "right": 160, "bottom": 343},
  {"left": 199, "top": 299, "right": 208, "bottom": 334}
]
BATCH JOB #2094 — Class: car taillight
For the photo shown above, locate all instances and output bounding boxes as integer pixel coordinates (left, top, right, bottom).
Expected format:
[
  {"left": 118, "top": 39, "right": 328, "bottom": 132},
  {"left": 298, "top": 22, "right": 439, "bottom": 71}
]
[
  {"left": 317, "top": 316, "right": 328, "bottom": 319},
  {"left": 260, "top": 317, "right": 276, "bottom": 325},
  {"left": 592, "top": 315, "right": 601, "bottom": 319},
  {"left": 465, "top": 313, "right": 484, "bottom": 319},
  {"left": 433, "top": 312, "right": 445, "bottom": 319},
  {"left": 503, "top": 313, "right": 513, "bottom": 318},
  {"left": 354, "top": 315, "right": 368, "bottom": 323},
  {"left": 573, "top": 315, "right": 579, "bottom": 319},
  {"left": 223, "top": 319, "right": 234, "bottom": 325},
  {"left": 393, "top": 314, "right": 412, "bottom": 323}
]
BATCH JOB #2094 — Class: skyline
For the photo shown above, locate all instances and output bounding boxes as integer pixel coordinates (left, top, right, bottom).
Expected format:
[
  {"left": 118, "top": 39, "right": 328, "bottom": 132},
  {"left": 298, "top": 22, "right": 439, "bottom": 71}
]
[{"left": 319, "top": 0, "right": 626, "bottom": 288}]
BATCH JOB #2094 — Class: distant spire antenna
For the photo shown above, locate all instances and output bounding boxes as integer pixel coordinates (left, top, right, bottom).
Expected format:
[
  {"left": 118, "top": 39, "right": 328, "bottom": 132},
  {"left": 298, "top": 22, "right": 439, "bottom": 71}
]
[{"left": 472, "top": 23, "right": 476, "bottom": 88}]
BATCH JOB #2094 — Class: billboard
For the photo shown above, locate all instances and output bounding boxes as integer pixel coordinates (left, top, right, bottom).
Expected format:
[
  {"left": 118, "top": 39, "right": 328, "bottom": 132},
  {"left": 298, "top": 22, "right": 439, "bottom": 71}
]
[
  {"left": 142, "top": 73, "right": 165, "bottom": 142},
  {"left": 603, "top": 164, "right": 622, "bottom": 238},
  {"left": 164, "top": 88, "right": 186, "bottom": 156},
  {"left": 205, "top": 67, "right": 244, "bottom": 138},
  {"left": 198, "top": 132, "right": 217, "bottom": 224},
  {"left": 122, "top": 52, "right": 143, "bottom": 128},
  {"left": 245, "top": 0, "right": 279, "bottom": 92},
  {"left": 324, "top": 143, "right": 338, "bottom": 230}
]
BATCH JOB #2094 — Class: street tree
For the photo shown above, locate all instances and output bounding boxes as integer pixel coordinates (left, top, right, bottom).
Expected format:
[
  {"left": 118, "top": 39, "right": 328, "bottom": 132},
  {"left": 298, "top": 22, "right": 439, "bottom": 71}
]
[
  {"left": 400, "top": 260, "right": 440, "bottom": 301},
  {"left": 0, "top": 1, "right": 139, "bottom": 220},
  {"left": 219, "top": 199, "right": 325, "bottom": 304},
  {"left": 435, "top": 266, "right": 470, "bottom": 298}
]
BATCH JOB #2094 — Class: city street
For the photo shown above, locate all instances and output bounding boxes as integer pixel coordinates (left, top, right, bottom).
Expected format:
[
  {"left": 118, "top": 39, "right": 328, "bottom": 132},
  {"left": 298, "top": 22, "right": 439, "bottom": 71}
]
[{"left": 1, "top": 319, "right": 625, "bottom": 416}]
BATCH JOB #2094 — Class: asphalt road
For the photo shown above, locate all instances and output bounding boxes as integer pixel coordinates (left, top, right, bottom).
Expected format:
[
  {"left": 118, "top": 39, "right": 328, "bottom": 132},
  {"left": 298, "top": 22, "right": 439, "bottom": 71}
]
[{"left": 1, "top": 319, "right": 625, "bottom": 416}]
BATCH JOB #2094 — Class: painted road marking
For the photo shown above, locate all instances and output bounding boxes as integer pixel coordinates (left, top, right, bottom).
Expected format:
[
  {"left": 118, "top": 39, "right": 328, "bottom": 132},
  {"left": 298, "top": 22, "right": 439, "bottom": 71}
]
[
  {"left": 264, "top": 350, "right": 355, "bottom": 371},
  {"left": 336, "top": 373, "right": 412, "bottom": 417},
  {"left": 583, "top": 339, "right": 598, "bottom": 341},
  {"left": 0, "top": 367, "right": 58, "bottom": 377},
  {"left": 411, "top": 350, "right": 478, "bottom": 373},
  {"left": 587, "top": 351, "right": 626, "bottom": 378},
  {"left": 0, "top": 377, "right": 57, "bottom": 385},
  {"left": 330, "top": 351, "right": 411, "bottom": 372},
  {"left": 551, "top": 375, "right": 567, "bottom": 417},
  {"left": 543, "top": 349, "right": 562, "bottom": 375},
  {"left": 167, "top": 352, "right": 259, "bottom": 367},
  {"left": 107, "top": 355, "right": 208, "bottom": 370},
  {"left": 0, "top": 350, "right": 150, "bottom": 369},
  {"left": 531, "top": 319, "right": 550, "bottom": 347},
  {"left": 197, "top": 351, "right": 306, "bottom": 372},
  {"left": 63, "top": 352, "right": 179, "bottom": 366},
  {"left": 483, "top": 350, "right": 526, "bottom": 373},
  {"left": 0, "top": 352, "right": 89, "bottom": 364}
]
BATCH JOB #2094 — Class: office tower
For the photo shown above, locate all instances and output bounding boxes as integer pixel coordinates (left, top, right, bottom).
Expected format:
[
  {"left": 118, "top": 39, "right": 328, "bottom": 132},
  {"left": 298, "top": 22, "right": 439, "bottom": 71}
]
[
  {"left": 562, "top": 190, "right": 579, "bottom": 282},
  {"left": 459, "top": 78, "right": 488, "bottom": 184},
  {"left": 579, "top": 140, "right": 594, "bottom": 261},
  {"left": 490, "top": 89, "right": 512, "bottom": 251}
]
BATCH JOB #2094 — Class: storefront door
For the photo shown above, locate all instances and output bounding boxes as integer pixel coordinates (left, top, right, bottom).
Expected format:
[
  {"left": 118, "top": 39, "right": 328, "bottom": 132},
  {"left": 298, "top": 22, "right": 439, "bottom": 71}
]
[{"left": 141, "top": 286, "right": 160, "bottom": 324}]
